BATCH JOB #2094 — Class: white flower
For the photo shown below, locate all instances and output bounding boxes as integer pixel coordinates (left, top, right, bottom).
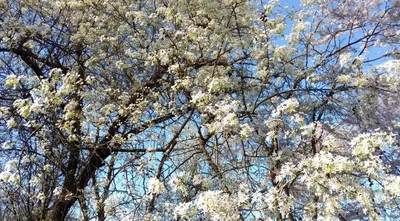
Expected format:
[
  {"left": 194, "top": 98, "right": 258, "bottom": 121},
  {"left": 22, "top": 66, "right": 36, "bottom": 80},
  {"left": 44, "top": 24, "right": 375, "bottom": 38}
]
[
  {"left": 172, "top": 76, "right": 192, "bottom": 91},
  {"left": 351, "top": 132, "right": 394, "bottom": 157},
  {"left": 148, "top": 177, "right": 165, "bottom": 194},
  {"left": 4, "top": 74, "right": 20, "bottom": 88},
  {"left": 174, "top": 202, "right": 194, "bottom": 219},
  {"left": 4, "top": 160, "right": 18, "bottom": 171},
  {"left": 0, "top": 160, "right": 19, "bottom": 184},
  {"left": 37, "top": 193, "right": 46, "bottom": 202},
  {"left": 190, "top": 91, "right": 207, "bottom": 105},
  {"left": 0, "top": 106, "right": 9, "bottom": 117},
  {"left": 53, "top": 186, "right": 62, "bottom": 196},
  {"left": 339, "top": 52, "right": 352, "bottom": 67},
  {"left": 104, "top": 195, "right": 120, "bottom": 216},
  {"left": 30, "top": 101, "right": 42, "bottom": 114},
  {"left": 197, "top": 190, "right": 239, "bottom": 221},
  {"left": 43, "top": 164, "right": 51, "bottom": 173},
  {"left": 221, "top": 112, "right": 239, "bottom": 128},
  {"left": 236, "top": 191, "right": 249, "bottom": 206},
  {"left": 121, "top": 214, "right": 135, "bottom": 221},
  {"left": 6, "top": 118, "right": 17, "bottom": 128},
  {"left": 116, "top": 60, "right": 125, "bottom": 70},
  {"left": 192, "top": 174, "right": 203, "bottom": 185},
  {"left": 272, "top": 98, "right": 299, "bottom": 117},
  {"left": 0, "top": 171, "right": 11, "bottom": 183},
  {"left": 49, "top": 68, "right": 63, "bottom": 78},
  {"left": 21, "top": 155, "right": 32, "bottom": 164},
  {"left": 208, "top": 76, "right": 232, "bottom": 93},
  {"left": 293, "top": 21, "right": 308, "bottom": 32},
  {"left": 169, "top": 172, "right": 194, "bottom": 195},
  {"left": 336, "top": 75, "right": 351, "bottom": 84},
  {"left": 1, "top": 141, "right": 12, "bottom": 150},
  {"left": 384, "top": 176, "right": 400, "bottom": 196},
  {"left": 30, "top": 177, "right": 41, "bottom": 186},
  {"left": 240, "top": 123, "right": 254, "bottom": 140}
]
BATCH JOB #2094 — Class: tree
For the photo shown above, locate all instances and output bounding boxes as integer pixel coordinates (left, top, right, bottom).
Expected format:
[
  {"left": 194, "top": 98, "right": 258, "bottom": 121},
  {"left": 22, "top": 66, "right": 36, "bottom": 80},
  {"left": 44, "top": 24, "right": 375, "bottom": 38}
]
[{"left": 0, "top": 0, "right": 400, "bottom": 220}]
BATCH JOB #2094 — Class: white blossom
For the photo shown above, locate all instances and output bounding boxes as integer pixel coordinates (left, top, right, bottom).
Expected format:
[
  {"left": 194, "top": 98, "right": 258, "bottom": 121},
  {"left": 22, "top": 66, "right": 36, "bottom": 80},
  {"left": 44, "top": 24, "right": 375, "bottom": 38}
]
[
  {"left": 148, "top": 177, "right": 165, "bottom": 194},
  {"left": 197, "top": 191, "right": 240, "bottom": 221},
  {"left": 272, "top": 98, "right": 299, "bottom": 117},
  {"left": 1, "top": 141, "right": 12, "bottom": 150}
]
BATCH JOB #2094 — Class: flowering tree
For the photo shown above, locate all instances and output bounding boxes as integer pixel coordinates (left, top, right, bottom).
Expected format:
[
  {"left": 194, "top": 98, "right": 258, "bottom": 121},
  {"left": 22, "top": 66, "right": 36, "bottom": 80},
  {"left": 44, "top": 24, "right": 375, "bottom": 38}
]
[{"left": 1, "top": 0, "right": 400, "bottom": 220}]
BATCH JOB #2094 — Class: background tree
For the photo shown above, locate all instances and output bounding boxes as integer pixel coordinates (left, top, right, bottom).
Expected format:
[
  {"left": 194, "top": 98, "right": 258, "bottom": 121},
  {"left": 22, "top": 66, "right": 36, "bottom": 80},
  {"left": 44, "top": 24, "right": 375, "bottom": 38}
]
[{"left": 1, "top": 0, "right": 400, "bottom": 220}]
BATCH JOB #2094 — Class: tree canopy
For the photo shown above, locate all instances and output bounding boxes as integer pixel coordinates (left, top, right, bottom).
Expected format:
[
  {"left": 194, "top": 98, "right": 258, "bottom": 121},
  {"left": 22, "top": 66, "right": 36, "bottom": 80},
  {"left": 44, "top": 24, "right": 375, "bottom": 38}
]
[{"left": 1, "top": 0, "right": 400, "bottom": 220}]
